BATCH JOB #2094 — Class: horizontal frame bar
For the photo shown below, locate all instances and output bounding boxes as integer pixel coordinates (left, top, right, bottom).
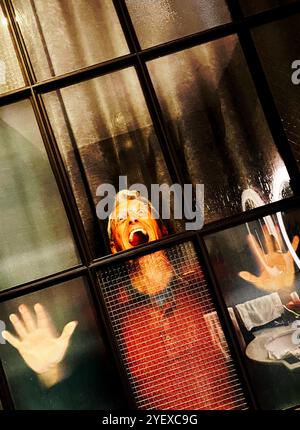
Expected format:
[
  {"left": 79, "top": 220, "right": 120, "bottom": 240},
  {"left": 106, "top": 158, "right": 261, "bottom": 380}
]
[{"left": 0, "top": 1, "right": 298, "bottom": 98}]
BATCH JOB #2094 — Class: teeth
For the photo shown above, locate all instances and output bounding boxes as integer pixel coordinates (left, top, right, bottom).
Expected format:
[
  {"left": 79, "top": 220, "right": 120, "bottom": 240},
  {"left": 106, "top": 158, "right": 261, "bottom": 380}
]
[{"left": 129, "top": 228, "right": 147, "bottom": 241}]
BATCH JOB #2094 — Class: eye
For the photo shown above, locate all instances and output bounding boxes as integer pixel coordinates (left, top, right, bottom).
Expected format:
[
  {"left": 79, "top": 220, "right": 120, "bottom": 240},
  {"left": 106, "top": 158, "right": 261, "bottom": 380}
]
[
  {"left": 117, "top": 211, "right": 127, "bottom": 222},
  {"left": 138, "top": 205, "right": 148, "bottom": 216}
]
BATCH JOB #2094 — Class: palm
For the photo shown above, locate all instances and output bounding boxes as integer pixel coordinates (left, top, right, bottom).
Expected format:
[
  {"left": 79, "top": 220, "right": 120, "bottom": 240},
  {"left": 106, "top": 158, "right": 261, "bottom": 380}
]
[
  {"left": 239, "top": 228, "right": 299, "bottom": 300},
  {"left": 18, "top": 327, "right": 71, "bottom": 374},
  {"left": 2, "top": 303, "right": 77, "bottom": 375}
]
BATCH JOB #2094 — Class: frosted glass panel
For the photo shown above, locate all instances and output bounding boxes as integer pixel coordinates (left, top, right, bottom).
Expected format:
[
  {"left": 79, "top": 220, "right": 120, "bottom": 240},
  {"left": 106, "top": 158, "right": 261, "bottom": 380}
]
[
  {"left": 12, "top": 0, "right": 129, "bottom": 80},
  {"left": 0, "top": 100, "right": 79, "bottom": 289}
]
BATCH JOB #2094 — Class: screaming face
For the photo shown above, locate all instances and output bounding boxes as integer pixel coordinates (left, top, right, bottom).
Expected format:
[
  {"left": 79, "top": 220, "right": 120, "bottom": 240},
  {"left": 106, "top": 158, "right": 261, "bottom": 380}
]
[{"left": 109, "top": 198, "right": 164, "bottom": 253}]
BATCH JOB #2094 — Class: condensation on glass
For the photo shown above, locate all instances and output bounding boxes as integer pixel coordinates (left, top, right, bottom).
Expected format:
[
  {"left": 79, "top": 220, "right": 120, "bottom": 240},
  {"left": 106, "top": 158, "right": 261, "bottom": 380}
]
[
  {"left": 126, "top": 0, "right": 231, "bottom": 48},
  {"left": 205, "top": 207, "right": 300, "bottom": 409},
  {"left": 12, "top": 0, "right": 129, "bottom": 80},
  {"left": 0, "top": 100, "right": 79, "bottom": 289},
  {"left": 0, "top": 277, "right": 125, "bottom": 409},
  {"left": 98, "top": 241, "right": 248, "bottom": 410},
  {"left": 147, "top": 35, "right": 292, "bottom": 223},
  {"left": 252, "top": 14, "right": 300, "bottom": 166},
  {"left": 240, "top": 0, "right": 298, "bottom": 15},
  {"left": 42, "top": 68, "right": 182, "bottom": 257},
  {"left": 0, "top": 6, "right": 24, "bottom": 94}
]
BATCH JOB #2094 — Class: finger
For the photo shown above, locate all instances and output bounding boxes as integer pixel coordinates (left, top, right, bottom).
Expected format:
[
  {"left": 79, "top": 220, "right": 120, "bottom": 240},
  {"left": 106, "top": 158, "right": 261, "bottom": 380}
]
[
  {"left": 272, "top": 234, "right": 281, "bottom": 253},
  {"left": 262, "top": 224, "right": 274, "bottom": 253},
  {"left": 18, "top": 304, "right": 36, "bottom": 332},
  {"left": 292, "top": 235, "right": 300, "bottom": 252},
  {"left": 34, "top": 303, "right": 56, "bottom": 334},
  {"left": 9, "top": 313, "right": 27, "bottom": 339},
  {"left": 60, "top": 321, "right": 78, "bottom": 343},
  {"left": 247, "top": 234, "right": 266, "bottom": 270},
  {"left": 2, "top": 330, "right": 21, "bottom": 350},
  {"left": 238, "top": 271, "right": 260, "bottom": 285},
  {"left": 275, "top": 225, "right": 284, "bottom": 250}
]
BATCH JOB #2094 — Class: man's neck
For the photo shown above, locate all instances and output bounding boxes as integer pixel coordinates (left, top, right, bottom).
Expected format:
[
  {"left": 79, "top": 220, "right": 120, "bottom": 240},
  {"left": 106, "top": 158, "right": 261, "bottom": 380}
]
[{"left": 130, "top": 251, "right": 173, "bottom": 296}]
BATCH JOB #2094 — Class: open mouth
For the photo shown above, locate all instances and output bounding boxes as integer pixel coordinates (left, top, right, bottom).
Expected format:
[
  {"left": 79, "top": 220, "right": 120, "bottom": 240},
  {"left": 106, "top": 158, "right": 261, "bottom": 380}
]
[{"left": 129, "top": 228, "right": 149, "bottom": 246}]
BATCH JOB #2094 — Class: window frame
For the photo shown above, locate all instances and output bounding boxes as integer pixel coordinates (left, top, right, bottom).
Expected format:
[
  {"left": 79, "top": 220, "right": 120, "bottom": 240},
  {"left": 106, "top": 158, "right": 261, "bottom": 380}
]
[{"left": 0, "top": 0, "right": 300, "bottom": 410}]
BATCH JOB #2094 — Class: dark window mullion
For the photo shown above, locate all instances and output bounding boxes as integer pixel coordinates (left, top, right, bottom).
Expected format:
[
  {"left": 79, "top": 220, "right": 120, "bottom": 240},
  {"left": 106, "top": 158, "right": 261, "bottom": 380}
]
[
  {"left": 90, "top": 193, "right": 300, "bottom": 269},
  {"left": 245, "top": 0, "right": 300, "bottom": 27},
  {"left": 0, "top": 195, "right": 296, "bottom": 302},
  {"left": 2, "top": 0, "right": 37, "bottom": 84},
  {"left": 0, "top": 87, "right": 31, "bottom": 107},
  {"left": 113, "top": 0, "right": 190, "bottom": 191},
  {"left": 0, "top": 266, "right": 87, "bottom": 303},
  {"left": 29, "top": 91, "right": 93, "bottom": 264},
  {"left": 91, "top": 230, "right": 197, "bottom": 269},
  {"left": 226, "top": 0, "right": 300, "bottom": 195},
  {"left": 2, "top": 0, "right": 95, "bottom": 264},
  {"left": 38, "top": 86, "right": 112, "bottom": 257},
  {"left": 194, "top": 233, "right": 259, "bottom": 409},
  {"left": 87, "top": 267, "right": 137, "bottom": 409},
  {"left": 200, "top": 195, "right": 300, "bottom": 237},
  {"left": 33, "top": 54, "right": 135, "bottom": 94}
]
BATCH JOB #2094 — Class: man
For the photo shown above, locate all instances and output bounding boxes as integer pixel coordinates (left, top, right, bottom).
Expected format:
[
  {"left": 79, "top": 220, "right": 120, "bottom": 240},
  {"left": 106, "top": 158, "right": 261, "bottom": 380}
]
[
  {"left": 107, "top": 190, "right": 241, "bottom": 409},
  {"left": 1, "top": 190, "right": 241, "bottom": 409}
]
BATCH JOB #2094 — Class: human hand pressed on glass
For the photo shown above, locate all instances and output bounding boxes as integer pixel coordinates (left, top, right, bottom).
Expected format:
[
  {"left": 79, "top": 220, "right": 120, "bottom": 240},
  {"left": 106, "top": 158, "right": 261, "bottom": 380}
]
[
  {"left": 2, "top": 303, "right": 77, "bottom": 388},
  {"left": 238, "top": 225, "right": 299, "bottom": 302}
]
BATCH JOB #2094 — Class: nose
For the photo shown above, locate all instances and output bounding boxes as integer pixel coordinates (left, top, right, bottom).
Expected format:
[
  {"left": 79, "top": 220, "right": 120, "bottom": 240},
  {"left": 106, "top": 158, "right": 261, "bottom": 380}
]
[{"left": 128, "top": 213, "right": 138, "bottom": 224}]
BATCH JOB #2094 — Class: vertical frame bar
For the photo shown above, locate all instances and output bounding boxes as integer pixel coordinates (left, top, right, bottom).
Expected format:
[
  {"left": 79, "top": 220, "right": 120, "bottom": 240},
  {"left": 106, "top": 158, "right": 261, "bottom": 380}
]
[
  {"left": 194, "top": 233, "right": 260, "bottom": 409},
  {"left": 226, "top": 0, "right": 300, "bottom": 195}
]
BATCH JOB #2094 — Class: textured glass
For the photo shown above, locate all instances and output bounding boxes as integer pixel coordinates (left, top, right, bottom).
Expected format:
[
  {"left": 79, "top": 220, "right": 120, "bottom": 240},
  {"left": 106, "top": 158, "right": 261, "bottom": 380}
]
[
  {"left": 0, "top": 100, "right": 79, "bottom": 289},
  {"left": 0, "top": 277, "right": 125, "bottom": 409},
  {"left": 148, "top": 35, "right": 291, "bottom": 223},
  {"left": 126, "top": 0, "right": 231, "bottom": 48},
  {"left": 252, "top": 14, "right": 300, "bottom": 166},
  {"left": 205, "top": 207, "right": 300, "bottom": 409},
  {"left": 240, "top": 0, "right": 298, "bottom": 15},
  {"left": 12, "top": 0, "right": 129, "bottom": 80},
  {"left": 42, "top": 68, "right": 182, "bottom": 257},
  {"left": 0, "top": 6, "right": 24, "bottom": 94},
  {"left": 98, "top": 241, "right": 248, "bottom": 410}
]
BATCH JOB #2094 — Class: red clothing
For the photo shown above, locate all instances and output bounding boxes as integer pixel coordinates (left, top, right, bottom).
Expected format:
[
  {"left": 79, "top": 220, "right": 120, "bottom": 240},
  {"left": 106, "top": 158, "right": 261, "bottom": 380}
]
[{"left": 120, "top": 279, "right": 242, "bottom": 410}]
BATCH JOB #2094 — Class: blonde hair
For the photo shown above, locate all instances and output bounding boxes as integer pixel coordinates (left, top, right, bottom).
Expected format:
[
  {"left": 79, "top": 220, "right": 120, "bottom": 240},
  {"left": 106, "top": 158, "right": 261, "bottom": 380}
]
[{"left": 107, "top": 189, "right": 160, "bottom": 240}]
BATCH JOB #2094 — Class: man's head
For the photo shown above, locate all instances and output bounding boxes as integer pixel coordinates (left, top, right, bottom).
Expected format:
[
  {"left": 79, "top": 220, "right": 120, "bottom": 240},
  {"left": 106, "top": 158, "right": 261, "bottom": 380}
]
[{"left": 108, "top": 190, "right": 167, "bottom": 253}]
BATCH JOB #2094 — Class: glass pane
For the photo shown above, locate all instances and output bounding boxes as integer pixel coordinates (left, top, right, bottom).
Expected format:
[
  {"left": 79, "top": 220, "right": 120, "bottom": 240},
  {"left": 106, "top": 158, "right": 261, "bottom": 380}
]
[
  {"left": 42, "top": 68, "right": 182, "bottom": 257},
  {"left": 205, "top": 207, "right": 300, "bottom": 409},
  {"left": 252, "top": 14, "right": 300, "bottom": 166},
  {"left": 0, "top": 6, "right": 24, "bottom": 94},
  {"left": 126, "top": 0, "right": 231, "bottom": 48},
  {"left": 148, "top": 35, "right": 291, "bottom": 223},
  {"left": 240, "top": 0, "right": 298, "bottom": 15},
  {"left": 0, "top": 277, "right": 125, "bottom": 409},
  {"left": 12, "top": 0, "right": 129, "bottom": 80},
  {"left": 0, "top": 100, "right": 79, "bottom": 289},
  {"left": 98, "top": 241, "right": 248, "bottom": 410}
]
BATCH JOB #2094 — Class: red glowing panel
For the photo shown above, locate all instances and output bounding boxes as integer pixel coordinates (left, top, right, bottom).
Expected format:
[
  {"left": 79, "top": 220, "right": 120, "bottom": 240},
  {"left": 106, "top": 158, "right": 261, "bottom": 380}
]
[{"left": 98, "top": 241, "right": 248, "bottom": 410}]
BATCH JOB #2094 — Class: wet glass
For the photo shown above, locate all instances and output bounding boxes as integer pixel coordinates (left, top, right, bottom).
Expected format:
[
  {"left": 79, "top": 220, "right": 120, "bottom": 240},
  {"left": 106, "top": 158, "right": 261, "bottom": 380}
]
[
  {"left": 252, "top": 14, "right": 300, "bottom": 166},
  {"left": 0, "top": 100, "right": 79, "bottom": 290},
  {"left": 240, "top": 0, "right": 298, "bottom": 15},
  {"left": 0, "top": 277, "right": 125, "bottom": 409},
  {"left": 42, "top": 68, "right": 182, "bottom": 257},
  {"left": 0, "top": 6, "right": 24, "bottom": 94},
  {"left": 126, "top": 0, "right": 231, "bottom": 48},
  {"left": 97, "top": 240, "right": 248, "bottom": 410},
  {"left": 205, "top": 207, "right": 300, "bottom": 409},
  {"left": 147, "top": 35, "right": 292, "bottom": 224},
  {"left": 12, "top": 0, "right": 129, "bottom": 81}
]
